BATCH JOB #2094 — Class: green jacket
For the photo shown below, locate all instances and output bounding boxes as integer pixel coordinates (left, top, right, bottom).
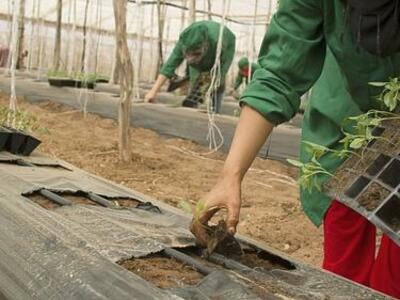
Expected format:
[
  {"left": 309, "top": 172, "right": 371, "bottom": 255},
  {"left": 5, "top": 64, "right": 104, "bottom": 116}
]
[
  {"left": 240, "top": 0, "right": 400, "bottom": 227},
  {"left": 234, "top": 62, "right": 260, "bottom": 90},
  {"left": 160, "top": 21, "right": 236, "bottom": 85}
]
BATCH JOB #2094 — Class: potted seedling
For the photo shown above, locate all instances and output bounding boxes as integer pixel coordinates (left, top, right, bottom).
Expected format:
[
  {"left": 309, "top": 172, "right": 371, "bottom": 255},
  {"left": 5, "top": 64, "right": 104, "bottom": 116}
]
[{"left": 180, "top": 200, "right": 243, "bottom": 258}]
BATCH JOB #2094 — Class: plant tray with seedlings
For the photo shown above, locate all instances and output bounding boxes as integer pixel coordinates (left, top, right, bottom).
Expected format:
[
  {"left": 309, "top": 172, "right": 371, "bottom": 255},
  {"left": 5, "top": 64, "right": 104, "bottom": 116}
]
[
  {"left": 47, "top": 71, "right": 109, "bottom": 90},
  {"left": 323, "top": 79, "right": 400, "bottom": 246},
  {"left": 0, "top": 107, "right": 42, "bottom": 156},
  {"left": 324, "top": 128, "right": 400, "bottom": 246}
]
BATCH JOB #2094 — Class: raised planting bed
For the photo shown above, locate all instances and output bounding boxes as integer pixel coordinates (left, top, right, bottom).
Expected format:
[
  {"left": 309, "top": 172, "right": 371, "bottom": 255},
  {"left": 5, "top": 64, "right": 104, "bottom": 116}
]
[{"left": 324, "top": 116, "right": 400, "bottom": 246}]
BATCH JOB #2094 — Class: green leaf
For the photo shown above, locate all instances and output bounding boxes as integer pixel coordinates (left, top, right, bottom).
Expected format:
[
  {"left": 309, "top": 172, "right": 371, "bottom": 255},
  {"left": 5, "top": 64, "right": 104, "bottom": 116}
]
[
  {"left": 350, "top": 138, "right": 366, "bottom": 149},
  {"left": 369, "top": 82, "right": 387, "bottom": 87},
  {"left": 178, "top": 200, "right": 194, "bottom": 214},
  {"left": 287, "top": 159, "right": 304, "bottom": 168}
]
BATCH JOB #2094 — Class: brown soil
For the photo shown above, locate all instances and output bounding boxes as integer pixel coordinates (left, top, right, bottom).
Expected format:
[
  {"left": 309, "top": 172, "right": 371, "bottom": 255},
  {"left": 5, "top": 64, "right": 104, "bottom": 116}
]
[
  {"left": 235, "top": 251, "right": 288, "bottom": 272},
  {"left": 0, "top": 93, "right": 324, "bottom": 266},
  {"left": 118, "top": 255, "right": 203, "bottom": 288},
  {"left": 28, "top": 193, "right": 60, "bottom": 209},
  {"left": 389, "top": 218, "right": 400, "bottom": 232},
  {"left": 374, "top": 127, "right": 400, "bottom": 157},
  {"left": 113, "top": 199, "right": 140, "bottom": 208},
  {"left": 324, "top": 165, "right": 355, "bottom": 195},
  {"left": 63, "top": 194, "right": 98, "bottom": 206},
  {"left": 357, "top": 183, "right": 390, "bottom": 211}
]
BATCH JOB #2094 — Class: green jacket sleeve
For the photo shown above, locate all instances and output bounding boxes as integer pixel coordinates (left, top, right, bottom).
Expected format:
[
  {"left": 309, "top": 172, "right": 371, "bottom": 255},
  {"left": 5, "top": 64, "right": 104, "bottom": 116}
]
[
  {"left": 160, "top": 41, "right": 184, "bottom": 79},
  {"left": 240, "top": 0, "right": 325, "bottom": 125},
  {"left": 220, "top": 32, "right": 236, "bottom": 80}
]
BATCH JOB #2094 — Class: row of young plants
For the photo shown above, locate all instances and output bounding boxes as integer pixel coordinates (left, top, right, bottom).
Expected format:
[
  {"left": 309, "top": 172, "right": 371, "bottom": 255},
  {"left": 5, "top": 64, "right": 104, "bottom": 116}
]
[{"left": 288, "top": 77, "right": 400, "bottom": 192}]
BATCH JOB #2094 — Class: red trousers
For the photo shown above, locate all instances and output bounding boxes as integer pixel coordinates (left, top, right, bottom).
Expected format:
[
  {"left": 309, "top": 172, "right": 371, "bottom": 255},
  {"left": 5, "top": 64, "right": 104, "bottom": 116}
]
[{"left": 323, "top": 200, "right": 400, "bottom": 299}]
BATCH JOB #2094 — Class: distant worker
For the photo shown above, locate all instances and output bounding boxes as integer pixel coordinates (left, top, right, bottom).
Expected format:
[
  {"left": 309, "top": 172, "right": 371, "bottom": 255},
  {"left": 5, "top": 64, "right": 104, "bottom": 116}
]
[
  {"left": 145, "top": 20, "right": 236, "bottom": 113},
  {"left": 233, "top": 57, "right": 260, "bottom": 91}
]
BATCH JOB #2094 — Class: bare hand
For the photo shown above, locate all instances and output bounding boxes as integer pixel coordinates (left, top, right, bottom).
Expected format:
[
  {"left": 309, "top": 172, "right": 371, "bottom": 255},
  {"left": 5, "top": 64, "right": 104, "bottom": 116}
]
[
  {"left": 144, "top": 91, "right": 156, "bottom": 103},
  {"left": 190, "top": 176, "right": 242, "bottom": 247}
]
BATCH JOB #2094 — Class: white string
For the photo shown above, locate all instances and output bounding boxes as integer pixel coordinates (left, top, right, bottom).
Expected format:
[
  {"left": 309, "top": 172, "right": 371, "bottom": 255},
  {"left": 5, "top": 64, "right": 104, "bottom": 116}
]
[
  {"left": 27, "top": 0, "right": 36, "bottom": 71},
  {"left": 203, "top": 0, "right": 230, "bottom": 154},
  {"left": 248, "top": 0, "right": 258, "bottom": 82},
  {"left": 36, "top": 1, "right": 45, "bottom": 80},
  {"left": 134, "top": 0, "right": 144, "bottom": 100},
  {"left": 94, "top": 0, "right": 103, "bottom": 74},
  {"left": 68, "top": 0, "right": 77, "bottom": 74},
  {"left": 8, "top": 0, "right": 20, "bottom": 128}
]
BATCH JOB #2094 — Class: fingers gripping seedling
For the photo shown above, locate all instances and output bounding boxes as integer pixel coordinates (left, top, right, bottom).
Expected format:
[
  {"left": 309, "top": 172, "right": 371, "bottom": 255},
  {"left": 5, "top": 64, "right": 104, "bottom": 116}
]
[{"left": 180, "top": 200, "right": 242, "bottom": 257}]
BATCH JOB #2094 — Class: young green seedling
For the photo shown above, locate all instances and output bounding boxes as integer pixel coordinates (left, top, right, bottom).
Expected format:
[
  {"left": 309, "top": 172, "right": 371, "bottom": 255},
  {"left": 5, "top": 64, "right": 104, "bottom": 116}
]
[
  {"left": 370, "top": 77, "right": 400, "bottom": 111},
  {"left": 287, "top": 157, "right": 334, "bottom": 193}
]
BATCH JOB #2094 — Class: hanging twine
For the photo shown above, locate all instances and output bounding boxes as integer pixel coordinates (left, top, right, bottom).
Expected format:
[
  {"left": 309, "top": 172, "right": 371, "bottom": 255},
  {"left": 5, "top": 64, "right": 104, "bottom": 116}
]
[
  {"left": 7, "top": 0, "right": 21, "bottom": 128},
  {"left": 203, "top": 0, "right": 230, "bottom": 154}
]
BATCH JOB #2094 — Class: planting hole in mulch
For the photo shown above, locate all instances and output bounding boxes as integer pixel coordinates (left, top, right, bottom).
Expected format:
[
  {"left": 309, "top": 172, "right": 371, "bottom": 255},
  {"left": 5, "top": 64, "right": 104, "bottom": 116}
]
[
  {"left": 366, "top": 154, "right": 392, "bottom": 177},
  {"left": 27, "top": 193, "right": 60, "bottom": 209},
  {"left": 27, "top": 191, "right": 138, "bottom": 209},
  {"left": 345, "top": 176, "right": 370, "bottom": 199},
  {"left": 376, "top": 195, "right": 400, "bottom": 232},
  {"left": 232, "top": 250, "right": 296, "bottom": 272},
  {"left": 182, "top": 246, "right": 295, "bottom": 272},
  {"left": 118, "top": 254, "right": 203, "bottom": 289},
  {"left": 356, "top": 183, "right": 390, "bottom": 211},
  {"left": 378, "top": 159, "right": 400, "bottom": 188},
  {"left": 112, "top": 198, "right": 140, "bottom": 208}
]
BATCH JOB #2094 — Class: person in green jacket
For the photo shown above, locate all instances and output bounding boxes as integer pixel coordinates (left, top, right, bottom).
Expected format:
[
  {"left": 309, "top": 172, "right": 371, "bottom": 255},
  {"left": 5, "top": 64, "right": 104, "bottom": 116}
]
[
  {"left": 191, "top": 0, "right": 400, "bottom": 298},
  {"left": 145, "top": 20, "right": 236, "bottom": 113},
  {"left": 233, "top": 57, "right": 260, "bottom": 91}
]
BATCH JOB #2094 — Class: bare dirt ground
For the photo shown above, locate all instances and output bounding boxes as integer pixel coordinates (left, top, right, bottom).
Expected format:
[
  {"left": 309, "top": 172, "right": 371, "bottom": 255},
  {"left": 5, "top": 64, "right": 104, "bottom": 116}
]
[{"left": 0, "top": 93, "right": 323, "bottom": 267}]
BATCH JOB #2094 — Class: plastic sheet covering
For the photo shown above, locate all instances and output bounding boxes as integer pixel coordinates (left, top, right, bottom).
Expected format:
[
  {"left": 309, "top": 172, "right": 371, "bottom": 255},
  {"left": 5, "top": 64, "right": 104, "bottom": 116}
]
[{"left": 0, "top": 152, "right": 391, "bottom": 300}]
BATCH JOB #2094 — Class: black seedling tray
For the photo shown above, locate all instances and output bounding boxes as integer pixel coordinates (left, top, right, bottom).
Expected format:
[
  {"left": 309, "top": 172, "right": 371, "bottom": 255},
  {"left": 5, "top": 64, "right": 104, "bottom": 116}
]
[
  {"left": 0, "top": 127, "right": 11, "bottom": 151},
  {"left": 48, "top": 78, "right": 95, "bottom": 89},
  {"left": 1, "top": 126, "right": 41, "bottom": 156},
  {"left": 324, "top": 120, "right": 400, "bottom": 246}
]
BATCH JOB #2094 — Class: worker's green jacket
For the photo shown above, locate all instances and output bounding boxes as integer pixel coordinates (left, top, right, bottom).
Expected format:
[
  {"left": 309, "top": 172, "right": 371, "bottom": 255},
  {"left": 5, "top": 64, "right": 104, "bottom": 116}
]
[
  {"left": 234, "top": 63, "right": 261, "bottom": 90},
  {"left": 160, "top": 21, "right": 236, "bottom": 85},
  {"left": 240, "top": 0, "right": 400, "bottom": 227}
]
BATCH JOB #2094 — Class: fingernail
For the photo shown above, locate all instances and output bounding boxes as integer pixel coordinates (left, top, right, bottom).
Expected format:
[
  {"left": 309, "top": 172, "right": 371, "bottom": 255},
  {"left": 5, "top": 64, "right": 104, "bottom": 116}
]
[{"left": 228, "top": 227, "right": 235, "bottom": 235}]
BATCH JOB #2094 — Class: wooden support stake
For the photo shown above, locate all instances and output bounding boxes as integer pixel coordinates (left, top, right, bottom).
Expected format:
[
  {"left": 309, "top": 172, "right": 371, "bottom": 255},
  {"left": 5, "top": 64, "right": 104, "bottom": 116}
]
[{"left": 113, "top": 0, "right": 133, "bottom": 162}]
